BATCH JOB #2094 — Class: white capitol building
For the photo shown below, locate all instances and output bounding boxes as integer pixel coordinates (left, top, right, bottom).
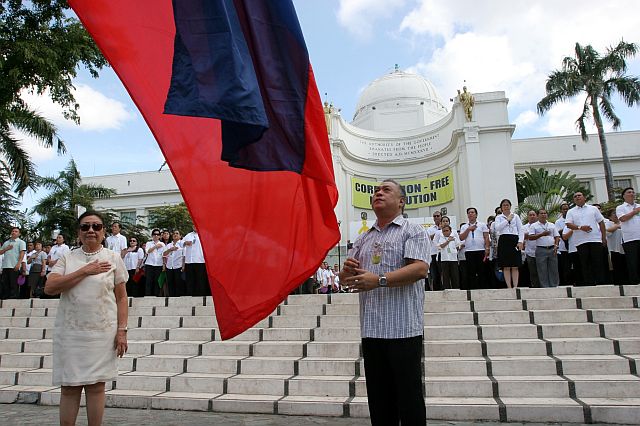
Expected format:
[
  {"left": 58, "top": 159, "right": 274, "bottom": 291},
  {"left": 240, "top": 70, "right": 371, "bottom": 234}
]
[{"left": 85, "top": 69, "right": 640, "bottom": 243}]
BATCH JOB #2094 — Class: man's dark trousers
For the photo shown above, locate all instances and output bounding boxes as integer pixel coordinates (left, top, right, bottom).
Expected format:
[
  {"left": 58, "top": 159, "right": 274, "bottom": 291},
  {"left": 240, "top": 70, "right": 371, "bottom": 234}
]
[
  {"left": 362, "top": 336, "right": 426, "bottom": 425},
  {"left": 429, "top": 254, "right": 441, "bottom": 290},
  {"left": 623, "top": 240, "right": 640, "bottom": 284},
  {"left": 0, "top": 268, "right": 19, "bottom": 299},
  {"left": 465, "top": 250, "right": 485, "bottom": 289},
  {"left": 576, "top": 242, "right": 606, "bottom": 285},
  {"left": 186, "top": 263, "right": 209, "bottom": 296}
]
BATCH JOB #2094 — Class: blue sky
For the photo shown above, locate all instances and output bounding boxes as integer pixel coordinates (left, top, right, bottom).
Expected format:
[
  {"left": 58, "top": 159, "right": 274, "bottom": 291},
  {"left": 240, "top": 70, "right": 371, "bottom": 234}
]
[{"left": 16, "top": 0, "right": 640, "bottom": 210}]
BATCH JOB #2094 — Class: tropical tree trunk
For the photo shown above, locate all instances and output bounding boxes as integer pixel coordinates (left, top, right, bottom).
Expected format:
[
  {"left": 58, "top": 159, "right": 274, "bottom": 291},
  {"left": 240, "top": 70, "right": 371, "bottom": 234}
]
[{"left": 590, "top": 97, "right": 615, "bottom": 202}]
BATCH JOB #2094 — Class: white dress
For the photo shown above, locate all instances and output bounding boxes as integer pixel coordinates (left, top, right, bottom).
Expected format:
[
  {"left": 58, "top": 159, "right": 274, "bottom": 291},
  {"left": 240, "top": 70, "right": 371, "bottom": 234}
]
[{"left": 51, "top": 248, "right": 128, "bottom": 386}]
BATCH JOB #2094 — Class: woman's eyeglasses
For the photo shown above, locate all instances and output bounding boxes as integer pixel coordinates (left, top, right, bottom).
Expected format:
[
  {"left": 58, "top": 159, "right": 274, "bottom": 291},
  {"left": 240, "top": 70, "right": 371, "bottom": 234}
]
[
  {"left": 130, "top": 239, "right": 137, "bottom": 243},
  {"left": 152, "top": 233, "right": 160, "bottom": 236},
  {"left": 80, "top": 223, "right": 104, "bottom": 232}
]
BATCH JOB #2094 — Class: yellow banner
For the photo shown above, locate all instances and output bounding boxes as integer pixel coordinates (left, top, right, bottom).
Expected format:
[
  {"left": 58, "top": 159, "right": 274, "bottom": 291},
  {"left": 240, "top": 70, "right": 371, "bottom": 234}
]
[{"left": 351, "top": 170, "right": 454, "bottom": 209}]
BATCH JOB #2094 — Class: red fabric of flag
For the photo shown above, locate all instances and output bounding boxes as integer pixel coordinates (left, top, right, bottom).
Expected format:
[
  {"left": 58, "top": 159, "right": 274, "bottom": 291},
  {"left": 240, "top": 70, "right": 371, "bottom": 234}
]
[{"left": 69, "top": 0, "right": 339, "bottom": 339}]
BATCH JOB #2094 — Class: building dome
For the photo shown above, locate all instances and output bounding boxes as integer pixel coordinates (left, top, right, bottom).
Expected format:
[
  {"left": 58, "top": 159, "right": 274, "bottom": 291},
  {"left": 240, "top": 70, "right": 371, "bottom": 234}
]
[{"left": 351, "top": 68, "right": 448, "bottom": 131}]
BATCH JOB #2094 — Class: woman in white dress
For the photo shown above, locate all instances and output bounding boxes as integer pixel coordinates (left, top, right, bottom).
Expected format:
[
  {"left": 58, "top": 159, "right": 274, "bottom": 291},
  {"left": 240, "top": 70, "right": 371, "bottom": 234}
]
[{"left": 45, "top": 211, "right": 128, "bottom": 426}]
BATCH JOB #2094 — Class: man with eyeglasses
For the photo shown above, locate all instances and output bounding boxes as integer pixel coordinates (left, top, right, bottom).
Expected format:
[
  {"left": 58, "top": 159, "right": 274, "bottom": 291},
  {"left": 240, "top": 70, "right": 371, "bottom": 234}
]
[
  {"left": 106, "top": 222, "right": 128, "bottom": 257},
  {"left": 565, "top": 192, "right": 607, "bottom": 285},
  {"left": 426, "top": 210, "right": 443, "bottom": 290},
  {"left": 340, "top": 179, "right": 429, "bottom": 424}
]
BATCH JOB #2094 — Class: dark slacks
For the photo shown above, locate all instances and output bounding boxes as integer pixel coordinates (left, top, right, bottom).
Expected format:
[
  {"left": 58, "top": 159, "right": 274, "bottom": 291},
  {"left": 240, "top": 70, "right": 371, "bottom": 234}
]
[
  {"left": 441, "top": 261, "right": 459, "bottom": 289},
  {"left": 526, "top": 255, "right": 540, "bottom": 288},
  {"left": 557, "top": 251, "right": 572, "bottom": 285},
  {"left": 186, "top": 263, "right": 209, "bottom": 296},
  {"left": 126, "top": 270, "right": 139, "bottom": 297},
  {"left": 1, "top": 268, "right": 19, "bottom": 299},
  {"left": 144, "top": 265, "right": 163, "bottom": 296},
  {"left": 362, "top": 336, "right": 426, "bottom": 426},
  {"left": 166, "top": 267, "right": 185, "bottom": 297},
  {"left": 623, "top": 240, "right": 640, "bottom": 284},
  {"left": 569, "top": 252, "right": 583, "bottom": 285},
  {"left": 610, "top": 252, "right": 629, "bottom": 285},
  {"left": 428, "top": 254, "right": 441, "bottom": 290},
  {"left": 465, "top": 250, "right": 485, "bottom": 289},
  {"left": 18, "top": 275, "right": 30, "bottom": 299},
  {"left": 458, "top": 260, "right": 468, "bottom": 290},
  {"left": 576, "top": 242, "right": 606, "bottom": 285}
]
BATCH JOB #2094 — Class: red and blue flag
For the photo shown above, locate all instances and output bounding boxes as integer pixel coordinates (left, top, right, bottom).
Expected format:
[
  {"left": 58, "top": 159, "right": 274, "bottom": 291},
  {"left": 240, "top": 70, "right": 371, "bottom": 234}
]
[{"left": 69, "top": 0, "right": 340, "bottom": 339}]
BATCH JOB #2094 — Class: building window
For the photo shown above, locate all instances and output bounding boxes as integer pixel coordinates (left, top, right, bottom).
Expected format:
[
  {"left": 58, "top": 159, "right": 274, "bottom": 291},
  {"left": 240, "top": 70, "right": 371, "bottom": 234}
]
[
  {"left": 120, "top": 211, "right": 136, "bottom": 225},
  {"left": 613, "top": 178, "right": 632, "bottom": 190},
  {"left": 578, "top": 180, "right": 591, "bottom": 191}
]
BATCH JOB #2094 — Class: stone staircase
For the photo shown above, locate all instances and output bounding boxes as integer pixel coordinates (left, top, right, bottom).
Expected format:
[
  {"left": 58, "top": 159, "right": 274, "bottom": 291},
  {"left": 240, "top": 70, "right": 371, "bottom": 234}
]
[{"left": 1, "top": 285, "right": 639, "bottom": 424}]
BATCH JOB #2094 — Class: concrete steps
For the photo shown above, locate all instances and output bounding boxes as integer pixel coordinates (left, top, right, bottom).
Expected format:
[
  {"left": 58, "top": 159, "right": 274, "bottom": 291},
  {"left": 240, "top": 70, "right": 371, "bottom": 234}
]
[{"left": 1, "top": 286, "right": 640, "bottom": 423}]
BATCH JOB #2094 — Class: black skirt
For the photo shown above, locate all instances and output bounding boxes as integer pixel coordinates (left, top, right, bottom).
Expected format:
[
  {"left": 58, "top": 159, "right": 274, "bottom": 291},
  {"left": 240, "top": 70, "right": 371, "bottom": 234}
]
[{"left": 497, "top": 234, "right": 522, "bottom": 267}]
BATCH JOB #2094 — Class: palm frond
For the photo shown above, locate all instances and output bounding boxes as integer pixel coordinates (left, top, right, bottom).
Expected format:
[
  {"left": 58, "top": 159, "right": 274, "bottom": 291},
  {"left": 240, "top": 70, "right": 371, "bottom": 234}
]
[
  {"left": 516, "top": 168, "right": 591, "bottom": 219},
  {"left": 605, "top": 76, "right": 640, "bottom": 107},
  {"left": 7, "top": 104, "right": 66, "bottom": 154},
  {"left": 0, "top": 131, "right": 37, "bottom": 194},
  {"left": 575, "top": 100, "right": 591, "bottom": 141},
  {"left": 599, "top": 97, "right": 620, "bottom": 129},
  {"left": 603, "top": 41, "right": 639, "bottom": 74}
]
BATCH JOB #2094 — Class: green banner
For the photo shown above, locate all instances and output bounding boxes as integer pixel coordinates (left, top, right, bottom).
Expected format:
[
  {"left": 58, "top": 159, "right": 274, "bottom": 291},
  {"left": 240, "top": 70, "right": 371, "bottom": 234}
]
[{"left": 351, "top": 170, "right": 454, "bottom": 209}]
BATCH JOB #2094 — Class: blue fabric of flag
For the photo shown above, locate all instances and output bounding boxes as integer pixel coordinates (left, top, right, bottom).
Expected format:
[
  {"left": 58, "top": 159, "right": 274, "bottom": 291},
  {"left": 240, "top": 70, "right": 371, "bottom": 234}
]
[{"left": 164, "top": 0, "right": 308, "bottom": 173}]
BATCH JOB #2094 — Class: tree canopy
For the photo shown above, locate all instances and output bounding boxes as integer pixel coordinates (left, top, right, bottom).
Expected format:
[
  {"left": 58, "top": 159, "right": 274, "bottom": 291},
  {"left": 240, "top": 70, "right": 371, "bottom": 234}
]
[
  {"left": 537, "top": 40, "right": 640, "bottom": 202},
  {"left": 0, "top": 0, "right": 106, "bottom": 194},
  {"left": 0, "top": 173, "right": 21, "bottom": 241},
  {"left": 516, "top": 168, "right": 591, "bottom": 221},
  {"left": 147, "top": 202, "right": 194, "bottom": 235},
  {"left": 32, "top": 159, "right": 115, "bottom": 242}
]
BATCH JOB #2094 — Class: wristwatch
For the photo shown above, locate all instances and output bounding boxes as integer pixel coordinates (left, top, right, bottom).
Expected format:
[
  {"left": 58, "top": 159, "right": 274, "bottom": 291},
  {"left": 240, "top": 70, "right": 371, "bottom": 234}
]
[{"left": 378, "top": 274, "right": 388, "bottom": 287}]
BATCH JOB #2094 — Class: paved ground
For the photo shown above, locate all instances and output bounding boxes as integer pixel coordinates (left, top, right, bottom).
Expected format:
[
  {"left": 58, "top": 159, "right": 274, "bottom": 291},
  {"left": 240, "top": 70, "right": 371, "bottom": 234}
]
[{"left": 0, "top": 404, "right": 634, "bottom": 426}]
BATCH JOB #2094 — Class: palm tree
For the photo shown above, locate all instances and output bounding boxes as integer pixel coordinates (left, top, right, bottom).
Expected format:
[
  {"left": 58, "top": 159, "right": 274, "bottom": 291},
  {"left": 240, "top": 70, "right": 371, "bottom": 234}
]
[
  {"left": 515, "top": 168, "right": 591, "bottom": 221},
  {"left": 32, "top": 159, "right": 116, "bottom": 241},
  {"left": 537, "top": 40, "right": 640, "bottom": 202},
  {"left": 0, "top": 173, "right": 21, "bottom": 240},
  {"left": 0, "top": 99, "right": 65, "bottom": 194}
]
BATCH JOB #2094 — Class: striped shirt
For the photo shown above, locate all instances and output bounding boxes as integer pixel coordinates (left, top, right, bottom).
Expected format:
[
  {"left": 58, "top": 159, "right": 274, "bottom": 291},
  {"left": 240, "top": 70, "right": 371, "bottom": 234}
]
[{"left": 350, "top": 215, "right": 430, "bottom": 339}]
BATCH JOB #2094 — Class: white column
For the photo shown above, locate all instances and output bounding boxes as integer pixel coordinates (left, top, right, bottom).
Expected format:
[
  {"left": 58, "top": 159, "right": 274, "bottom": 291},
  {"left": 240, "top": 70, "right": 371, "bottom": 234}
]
[{"left": 463, "top": 123, "right": 485, "bottom": 212}]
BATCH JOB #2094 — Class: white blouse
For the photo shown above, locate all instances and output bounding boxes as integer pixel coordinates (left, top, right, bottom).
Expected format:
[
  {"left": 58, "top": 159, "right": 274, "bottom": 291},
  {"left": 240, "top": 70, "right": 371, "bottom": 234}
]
[
  {"left": 494, "top": 213, "right": 524, "bottom": 243},
  {"left": 123, "top": 247, "right": 144, "bottom": 270}
]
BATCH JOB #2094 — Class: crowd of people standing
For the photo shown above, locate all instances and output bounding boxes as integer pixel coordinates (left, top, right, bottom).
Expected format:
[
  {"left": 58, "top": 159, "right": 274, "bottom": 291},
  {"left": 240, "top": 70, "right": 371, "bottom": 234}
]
[
  {"left": 0, "top": 222, "right": 211, "bottom": 299},
  {"left": 424, "top": 188, "right": 640, "bottom": 291}
]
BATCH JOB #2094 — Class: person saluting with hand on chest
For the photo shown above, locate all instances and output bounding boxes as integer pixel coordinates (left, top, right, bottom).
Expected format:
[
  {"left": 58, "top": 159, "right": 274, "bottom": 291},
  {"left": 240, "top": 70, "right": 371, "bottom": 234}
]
[{"left": 340, "top": 179, "right": 430, "bottom": 425}]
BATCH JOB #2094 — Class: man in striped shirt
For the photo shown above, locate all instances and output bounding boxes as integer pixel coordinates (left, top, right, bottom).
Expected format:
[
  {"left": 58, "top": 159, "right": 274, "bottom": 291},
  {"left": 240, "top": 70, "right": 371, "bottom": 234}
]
[{"left": 340, "top": 179, "right": 430, "bottom": 425}]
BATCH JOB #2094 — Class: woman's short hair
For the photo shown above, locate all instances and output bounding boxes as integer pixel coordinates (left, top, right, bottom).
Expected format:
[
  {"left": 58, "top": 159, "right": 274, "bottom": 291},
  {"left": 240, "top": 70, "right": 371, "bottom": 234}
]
[
  {"left": 499, "top": 199, "right": 512, "bottom": 207},
  {"left": 441, "top": 225, "right": 452, "bottom": 231}
]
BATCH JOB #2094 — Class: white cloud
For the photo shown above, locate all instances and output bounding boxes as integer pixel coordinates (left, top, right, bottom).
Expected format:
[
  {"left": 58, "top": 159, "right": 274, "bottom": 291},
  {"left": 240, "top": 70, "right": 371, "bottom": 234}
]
[
  {"left": 514, "top": 110, "right": 539, "bottom": 129},
  {"left": 337, "top": 0, "right": 406, "bottom": 40},
  {"left": 20, "top": 83, "right": 131, "bottom": 132},
  {"left": 11, "top": 128, "right": 62, "bottom": 163},
  {"left": 540, "top": 99, "right": 613, "bottom": 137},
  {"left": 409, "top": 32, "right": 539, "bottom": 105},
  {"left": 397, "top": 0, "right": 640, "bottom": 135}
]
